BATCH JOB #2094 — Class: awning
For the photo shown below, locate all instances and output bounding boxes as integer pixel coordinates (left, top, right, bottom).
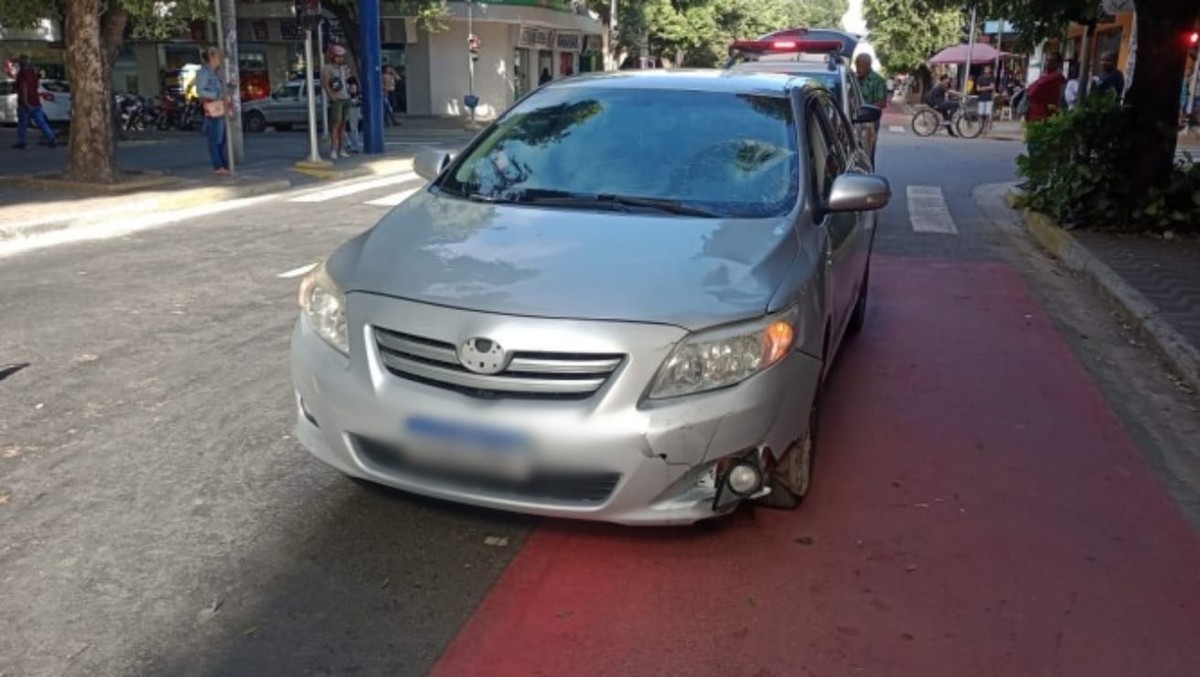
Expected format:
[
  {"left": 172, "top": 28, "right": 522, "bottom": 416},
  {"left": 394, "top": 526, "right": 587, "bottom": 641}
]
[{"left": 928, "top": 43, "right": 1010, "bottom": 65}]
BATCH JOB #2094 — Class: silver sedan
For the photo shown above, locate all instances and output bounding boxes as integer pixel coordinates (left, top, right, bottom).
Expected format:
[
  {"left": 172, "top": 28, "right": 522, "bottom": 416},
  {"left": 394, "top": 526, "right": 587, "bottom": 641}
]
[{"left": 290, "top": 70, "right": 889, "bottom": 525}]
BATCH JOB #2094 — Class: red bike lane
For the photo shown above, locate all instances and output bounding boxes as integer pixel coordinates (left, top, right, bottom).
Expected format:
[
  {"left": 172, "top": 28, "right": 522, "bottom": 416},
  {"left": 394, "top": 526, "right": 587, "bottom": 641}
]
[{"left": 433, "top": 254, "right": 1200, "bottom": 677}]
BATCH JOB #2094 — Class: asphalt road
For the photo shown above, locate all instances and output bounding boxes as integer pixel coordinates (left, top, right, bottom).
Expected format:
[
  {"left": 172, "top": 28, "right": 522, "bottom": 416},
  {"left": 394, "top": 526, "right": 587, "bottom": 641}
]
[{"left": 2, "top": 131, "right": 1199, "bottom": 676}]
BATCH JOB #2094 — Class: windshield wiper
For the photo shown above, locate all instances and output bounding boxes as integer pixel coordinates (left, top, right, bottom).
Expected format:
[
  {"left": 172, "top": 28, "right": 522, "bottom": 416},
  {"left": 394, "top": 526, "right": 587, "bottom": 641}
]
[
  {"left": 517, "top": 190, "right": 719, "bottom": 217},
  {"left": 597, "top": 194, "right": 720, "bottom": 218}
]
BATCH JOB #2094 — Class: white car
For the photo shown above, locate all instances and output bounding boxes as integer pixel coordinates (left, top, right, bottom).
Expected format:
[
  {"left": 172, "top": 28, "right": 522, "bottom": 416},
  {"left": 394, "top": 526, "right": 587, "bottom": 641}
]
[{"left": 0, "top": 79, "right": 72, "bottom": 125}]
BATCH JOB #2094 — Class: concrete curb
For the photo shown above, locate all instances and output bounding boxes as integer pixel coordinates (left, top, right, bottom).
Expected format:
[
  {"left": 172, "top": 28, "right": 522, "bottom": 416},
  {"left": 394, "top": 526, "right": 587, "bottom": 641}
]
[
  {"left": 1011, "top": 195, "right": 1200, "bottom": 394},
  {"left": 0, "top": 178, "right": 292, "bottom": 244},
  {"left": 293, "top": 157, "right": 413, "bottom": 180},
  {"left": 10, "top": 171, "right": 181, "bottom": 194}
]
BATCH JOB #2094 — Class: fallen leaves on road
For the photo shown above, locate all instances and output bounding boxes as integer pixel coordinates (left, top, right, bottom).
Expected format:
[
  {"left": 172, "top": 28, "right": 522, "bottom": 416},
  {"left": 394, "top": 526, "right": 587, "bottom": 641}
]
[
  {"left": 0, "top": 493, "right": 10, "bottom": 505},
  {"left": 72, "top": 354, "right": 99, "bottom": 365},
  {"left": 484, "top": 536, "right": 509, "bottom": 547}
]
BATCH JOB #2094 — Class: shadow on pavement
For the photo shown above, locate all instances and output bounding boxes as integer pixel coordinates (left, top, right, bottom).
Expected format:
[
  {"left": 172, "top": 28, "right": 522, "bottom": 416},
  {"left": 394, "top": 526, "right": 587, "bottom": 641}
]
[{"left": 143, "top": 476, "right": 538, "bottom": 677}]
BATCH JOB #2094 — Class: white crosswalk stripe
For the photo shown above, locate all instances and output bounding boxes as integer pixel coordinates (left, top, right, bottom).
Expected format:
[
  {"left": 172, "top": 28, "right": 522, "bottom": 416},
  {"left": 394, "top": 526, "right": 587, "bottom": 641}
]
[
  {"left": 906, "top": 185, "right": 958, "bottom": 234},
  {"left": 288, "top": 172, "right": 419, "bottom": 203},
  {"left": 365, "top": 186, "right": 424, "bottom": 207}
]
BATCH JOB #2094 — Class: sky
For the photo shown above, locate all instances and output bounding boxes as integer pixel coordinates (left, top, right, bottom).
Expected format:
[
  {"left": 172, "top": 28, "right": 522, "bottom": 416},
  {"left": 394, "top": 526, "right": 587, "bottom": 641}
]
[{"left": 843, "top": 0, "right": 868, "bottom": 35}]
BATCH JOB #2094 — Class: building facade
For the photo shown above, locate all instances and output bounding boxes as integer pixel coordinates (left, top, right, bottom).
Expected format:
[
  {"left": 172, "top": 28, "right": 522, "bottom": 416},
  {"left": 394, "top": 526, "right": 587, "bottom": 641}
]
[{"left": 1, "top": 0, "right": 604, "bottom": 119}]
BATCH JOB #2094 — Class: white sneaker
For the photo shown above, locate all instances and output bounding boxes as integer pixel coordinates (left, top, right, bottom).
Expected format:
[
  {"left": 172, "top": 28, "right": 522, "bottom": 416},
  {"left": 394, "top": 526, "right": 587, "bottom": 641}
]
[{"left": 340, "top": 151, "right": 352, "bottom": 159}]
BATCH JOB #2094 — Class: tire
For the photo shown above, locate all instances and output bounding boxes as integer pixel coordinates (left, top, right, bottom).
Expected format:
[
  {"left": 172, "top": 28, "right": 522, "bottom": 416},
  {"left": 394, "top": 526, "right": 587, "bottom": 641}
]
[
  {"left": 757, "top": 392, "right": 820, "bottom": 510},
  {"left": 244, "top": 111, "right": 267, "bottom": 133},
  {"left": 911, "top": 109, "right": 940, "bottom": 137},
  {"left": 846, "top": 261, "right": 870, "bottom": 336},
  {"left": 956, "top": 111, "right": 984, "bottom": 139}
]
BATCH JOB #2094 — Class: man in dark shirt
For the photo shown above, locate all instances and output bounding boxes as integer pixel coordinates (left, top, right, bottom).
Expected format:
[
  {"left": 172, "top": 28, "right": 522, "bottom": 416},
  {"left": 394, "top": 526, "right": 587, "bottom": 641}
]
[
  {"left": 975, "top": 66, "right": 996, "bottom": 134},
  {"left": 12, "top": 55, "right": 56, "bottom": 150},
  {"left": 1093, "top": 51, "right": 1125, "bottom": 100}
]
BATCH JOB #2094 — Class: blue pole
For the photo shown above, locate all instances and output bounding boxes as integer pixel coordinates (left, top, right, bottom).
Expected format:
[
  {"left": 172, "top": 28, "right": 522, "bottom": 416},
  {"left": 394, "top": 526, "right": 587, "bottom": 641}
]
[{"left": 359, "top": 0, "right": 385, "bottom": 154}]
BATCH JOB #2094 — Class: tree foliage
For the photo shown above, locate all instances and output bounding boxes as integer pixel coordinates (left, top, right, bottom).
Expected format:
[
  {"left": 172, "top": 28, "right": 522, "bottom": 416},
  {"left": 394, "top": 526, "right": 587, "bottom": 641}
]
[
  {"left": 863, "top": 0, "right": 963, "bottom": 73},
  {"left": 618, "top": 0, "right": 849, "bottom": 67}
]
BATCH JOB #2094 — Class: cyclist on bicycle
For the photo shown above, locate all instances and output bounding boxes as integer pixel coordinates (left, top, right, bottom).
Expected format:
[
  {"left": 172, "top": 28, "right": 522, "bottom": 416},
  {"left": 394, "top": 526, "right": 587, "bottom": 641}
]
[{"left": 926, "top": 74, "right": 963, "bottom": 136}]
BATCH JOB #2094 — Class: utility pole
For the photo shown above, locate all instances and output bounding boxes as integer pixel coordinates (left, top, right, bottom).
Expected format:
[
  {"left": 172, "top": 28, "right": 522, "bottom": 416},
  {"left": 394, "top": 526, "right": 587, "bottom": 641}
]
[
  {"left": 962, "top": 4, "right": 977, "bottom": 92},
  {"left": 317, "top": 19, "right": 329, "bottom": 140},
  {"left": 359, "top": 0, "right": 384, "bottom": 154},
  {"left": 214, "top": 0, "right": 243, "bottom": 166},
  {"left": 994, "top": 17, "right": 1004, "bottom": 77}
]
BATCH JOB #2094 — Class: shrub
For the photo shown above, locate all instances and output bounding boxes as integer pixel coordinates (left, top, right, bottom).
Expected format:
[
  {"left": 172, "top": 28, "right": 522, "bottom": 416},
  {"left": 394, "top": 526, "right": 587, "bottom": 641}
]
[{"left": 1015, "top": 94, "right": 1200, "bottom": 234}]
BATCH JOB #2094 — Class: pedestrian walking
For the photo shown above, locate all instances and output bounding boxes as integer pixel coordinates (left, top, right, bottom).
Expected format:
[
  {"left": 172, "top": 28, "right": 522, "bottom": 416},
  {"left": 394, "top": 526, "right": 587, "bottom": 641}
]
[
  {"left": 976, "top": 65, "right": 997, "bottom": 133},
  {"left": 1093, "top": 51, "right": 1125, "bottom": 101},
  {"left": 322, "top": 45, "right": 352, "bottom": 160},
  {"left": 1064, "top": 62, "right": 1081, "bottom": 110},
  {"left": 197, "top": 47, "right": 230, "bottom": 176},
  {"left": 382, "top": 65, "right": 399, "bottom": 126},
  {"left": 539, "top": 68, "right": 552, "bottom": 86},
  {"left": 1024, "top": 52, "right": 1066, "bottom": 125},
  {"left": 854, "top": 54, "right": 888, "bottom": 157},
  {"left": 12, "top": 55, "right": 56, "bottom": 150},
  {"left": 345, "top": 75, "right": 362, "bottom": 154}
]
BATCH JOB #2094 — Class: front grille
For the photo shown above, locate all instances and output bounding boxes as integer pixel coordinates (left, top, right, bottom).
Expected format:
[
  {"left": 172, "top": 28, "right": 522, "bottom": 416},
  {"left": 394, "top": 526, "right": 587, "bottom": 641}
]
[
  {"left": 354, "top": 437, "right": 621, "bottom": 505},
  {"left": 374, "top": 327, "right": 624, "bottom": 400}
]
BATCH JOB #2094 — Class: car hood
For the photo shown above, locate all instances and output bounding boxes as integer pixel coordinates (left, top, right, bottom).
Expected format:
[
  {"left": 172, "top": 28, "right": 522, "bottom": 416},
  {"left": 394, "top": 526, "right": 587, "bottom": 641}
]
[{"left": 334, "top": 190, "right": 799, "bottom": 330}]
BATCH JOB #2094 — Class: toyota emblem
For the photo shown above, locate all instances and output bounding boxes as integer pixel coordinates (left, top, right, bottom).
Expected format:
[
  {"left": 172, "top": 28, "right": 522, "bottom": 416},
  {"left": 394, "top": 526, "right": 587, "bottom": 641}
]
[{"left": 458, "top": 337, "right": 509, "bottom": 375}]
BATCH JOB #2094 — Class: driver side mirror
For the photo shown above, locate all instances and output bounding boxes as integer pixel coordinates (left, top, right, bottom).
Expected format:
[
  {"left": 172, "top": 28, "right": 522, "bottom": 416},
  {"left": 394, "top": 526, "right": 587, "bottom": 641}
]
[
  {"left": 854, "top": 105, "right": 882, "bottom": 125},
  {"left": 414, "top": 149, "right": 455, "bottom": 181},
  {"left": 828, "top": 174, "right": 891, "bottom": 212}
]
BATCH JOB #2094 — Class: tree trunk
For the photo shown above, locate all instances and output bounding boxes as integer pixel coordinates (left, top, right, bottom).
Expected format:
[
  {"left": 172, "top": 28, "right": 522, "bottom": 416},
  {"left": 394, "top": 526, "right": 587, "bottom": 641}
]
[
  {"left": 64, "top": 0, "right": 118, "bottom": 183},
  {"left": 1124, "top": 1, "right": 1198, "bottom": 197}
]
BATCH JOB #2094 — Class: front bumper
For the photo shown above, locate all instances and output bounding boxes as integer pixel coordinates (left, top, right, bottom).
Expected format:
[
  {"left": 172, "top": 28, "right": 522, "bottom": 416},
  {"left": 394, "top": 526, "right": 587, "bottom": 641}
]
[{"left": 289, "top": 296, "right": 823, "bottom": 526}]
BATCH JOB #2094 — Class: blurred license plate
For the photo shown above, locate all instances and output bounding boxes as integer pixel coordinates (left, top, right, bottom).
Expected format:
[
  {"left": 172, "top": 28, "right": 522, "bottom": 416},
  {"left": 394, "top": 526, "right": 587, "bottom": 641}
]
[{"left": 403, "top": 416, "right": 531, "bottom": 478}]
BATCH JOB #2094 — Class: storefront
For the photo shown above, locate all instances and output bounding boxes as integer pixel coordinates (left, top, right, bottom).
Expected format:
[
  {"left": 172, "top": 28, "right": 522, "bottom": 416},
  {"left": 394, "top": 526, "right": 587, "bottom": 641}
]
[{"left": 406, "top": 0, "right": 604, "bottom": 118}]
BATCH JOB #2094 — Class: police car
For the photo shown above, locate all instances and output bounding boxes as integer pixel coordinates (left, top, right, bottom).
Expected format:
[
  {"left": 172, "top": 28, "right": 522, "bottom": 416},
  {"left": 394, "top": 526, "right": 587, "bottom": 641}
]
[{"left": 726, "top": 28, "right": 880, "bottom": 165}]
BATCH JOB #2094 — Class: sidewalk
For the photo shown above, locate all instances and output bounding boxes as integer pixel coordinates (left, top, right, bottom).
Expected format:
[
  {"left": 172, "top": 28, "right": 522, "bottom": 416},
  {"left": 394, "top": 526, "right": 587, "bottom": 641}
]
[
  {"left": 0, "top": 120, "right": 474, "bottom": 246},
  {"left": 1013, "top": 195, "right": 1200, "bottom": 394}
]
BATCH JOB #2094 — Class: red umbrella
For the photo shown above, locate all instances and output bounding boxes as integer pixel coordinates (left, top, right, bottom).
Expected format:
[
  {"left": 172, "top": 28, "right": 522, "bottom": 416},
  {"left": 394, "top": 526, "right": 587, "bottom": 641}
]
[{"left": 928, "top": 43, "right": 1009, "bottom": 65}]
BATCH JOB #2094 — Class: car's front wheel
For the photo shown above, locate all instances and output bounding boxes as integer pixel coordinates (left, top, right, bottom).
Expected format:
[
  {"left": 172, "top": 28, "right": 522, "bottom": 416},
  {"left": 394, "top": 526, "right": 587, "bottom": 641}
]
[
  {"left": 244, "top": 111, "right": 267, "bottom": 133},
  {"left": 757, "top": 393, "right": 819, "bottom": 510}
]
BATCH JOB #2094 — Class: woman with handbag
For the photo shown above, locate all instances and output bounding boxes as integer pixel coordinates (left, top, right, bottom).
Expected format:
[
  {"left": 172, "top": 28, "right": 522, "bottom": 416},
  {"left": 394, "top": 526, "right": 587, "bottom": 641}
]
[{"left": 197, "top": 47, "right": 230, "bottom": 176}]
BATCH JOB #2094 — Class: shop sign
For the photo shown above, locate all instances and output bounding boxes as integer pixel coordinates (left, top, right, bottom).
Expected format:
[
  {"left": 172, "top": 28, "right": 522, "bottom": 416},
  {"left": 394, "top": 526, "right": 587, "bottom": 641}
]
[
  {"left": 518, "top": 25, "right": 554, "bottom": 50},
  {"left": 555, "top": 31, "right": 582, "bottom": 52}
]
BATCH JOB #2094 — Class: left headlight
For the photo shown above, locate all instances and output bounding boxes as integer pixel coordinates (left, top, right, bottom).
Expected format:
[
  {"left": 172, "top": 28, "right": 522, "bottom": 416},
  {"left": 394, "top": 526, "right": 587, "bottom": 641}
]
[
  {"left": 298, "top": 261, "right": 348, "bottom": 355},
  {"left": 648, "top": 308, "right": 799, "bottom": 400}
]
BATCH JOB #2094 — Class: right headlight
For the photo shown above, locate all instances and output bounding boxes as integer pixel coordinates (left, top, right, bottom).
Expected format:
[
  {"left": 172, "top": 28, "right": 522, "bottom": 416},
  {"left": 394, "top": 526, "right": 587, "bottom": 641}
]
[
  {"left": 648, "top": 308, "right": 799, "bottom": 400},
  {"left": 298, "top": 261, "right": 349, "bottom": 355}
]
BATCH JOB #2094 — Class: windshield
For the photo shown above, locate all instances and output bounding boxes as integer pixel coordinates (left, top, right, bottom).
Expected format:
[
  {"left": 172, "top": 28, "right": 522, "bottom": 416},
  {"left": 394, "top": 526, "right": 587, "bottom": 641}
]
[{"left": 439, "top": 86, "right": 799, "bottom": 219}]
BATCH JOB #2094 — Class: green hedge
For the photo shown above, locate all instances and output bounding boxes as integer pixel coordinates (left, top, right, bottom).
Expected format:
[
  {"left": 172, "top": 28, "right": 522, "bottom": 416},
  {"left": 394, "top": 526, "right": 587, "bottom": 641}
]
[{"left": 1016, "top": 94, "right": 1200, "bottom": 233}]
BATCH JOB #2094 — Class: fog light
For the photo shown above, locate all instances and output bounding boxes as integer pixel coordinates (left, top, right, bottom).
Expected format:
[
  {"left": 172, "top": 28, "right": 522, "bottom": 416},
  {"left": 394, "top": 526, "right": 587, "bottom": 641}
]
[{"left": 727, "top": 463, "right": 762, "bottom": 496}]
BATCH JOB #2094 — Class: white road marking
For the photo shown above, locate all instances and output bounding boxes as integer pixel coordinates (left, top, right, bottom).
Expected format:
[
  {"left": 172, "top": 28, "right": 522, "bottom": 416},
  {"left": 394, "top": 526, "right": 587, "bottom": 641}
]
[
  {"left": 907, "top": 185, "right": 958, "bottom": 234},
  {"left": 0, "top": 193, "right": 279, "bottom": 260},
  {"left": 888, "top": 125, "right": 906, "bottom": 133},
  {"left": 277, "top": 263, "right": 319, "bottom": 279},
  {"left": 288, "top": 172, "right": 418, "bottom": 203},
  {"left": 364, "top": 187, "right": 423, "bottom": 207}
]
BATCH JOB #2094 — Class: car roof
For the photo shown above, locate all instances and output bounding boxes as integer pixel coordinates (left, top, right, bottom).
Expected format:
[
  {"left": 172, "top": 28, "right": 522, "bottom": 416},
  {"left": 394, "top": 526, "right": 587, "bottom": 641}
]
[{"left": 546, "top": 69, "right": 805, "bottom": 96}]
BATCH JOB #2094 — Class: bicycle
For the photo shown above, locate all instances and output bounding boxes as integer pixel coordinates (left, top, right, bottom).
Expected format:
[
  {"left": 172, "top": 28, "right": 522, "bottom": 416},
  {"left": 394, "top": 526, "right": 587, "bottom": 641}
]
[{"left": 911, "top": 95, "right": 983, "bottom": 139}]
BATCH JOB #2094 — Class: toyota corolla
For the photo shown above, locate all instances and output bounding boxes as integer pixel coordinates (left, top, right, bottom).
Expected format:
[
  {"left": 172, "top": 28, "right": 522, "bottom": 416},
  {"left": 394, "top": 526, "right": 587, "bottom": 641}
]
[{"left": 290, "top": 70, "right": 890, "bottom": 525}]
